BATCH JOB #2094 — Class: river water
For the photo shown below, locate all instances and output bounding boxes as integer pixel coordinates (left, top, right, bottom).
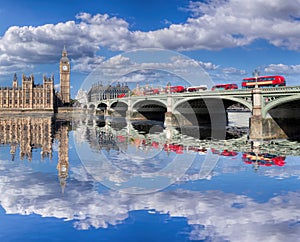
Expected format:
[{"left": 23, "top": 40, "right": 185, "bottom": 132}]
[{"left": 0, "top": 112, "right": 300, "bottom": 242}]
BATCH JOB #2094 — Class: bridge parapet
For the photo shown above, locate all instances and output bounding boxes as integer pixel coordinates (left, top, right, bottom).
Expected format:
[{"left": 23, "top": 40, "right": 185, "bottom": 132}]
[
  {"left": 86, "top": 86, "right": 300, "bottom": 116},
  {"left": 260, "top": 85, "right": 300, "bottom": 92}
]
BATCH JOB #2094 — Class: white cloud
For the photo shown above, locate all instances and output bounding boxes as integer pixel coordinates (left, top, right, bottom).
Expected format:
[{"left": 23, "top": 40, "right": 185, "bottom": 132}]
[
  {"left": 0, "top": 1, "right": 300, "bottom": 68},
  {"left": 54, "top": 83, "right": 60, "bottom": 90},
  {"left": 198, "top": 61, "right": 219, "bottom": 70},
  {"left": 79, "top": 51, "right": 216, "bottom": 91},
  {"left": 1, "top": 160, "right": 300, "bottom": 241},
  {"left": 72, "top": 56, "right": 106, "bottom": 72},
  {"left": 118, "top": 73, "right": 147, "bottom": 83},
  {"left": 222, "top": 67, "right": 247, "bottom": 75},
  {"left": 264, "top": 64, "right": 300, "bottom": 74},
  {"left": 184, "top": 0, "right": 300, "bottom": 51}
]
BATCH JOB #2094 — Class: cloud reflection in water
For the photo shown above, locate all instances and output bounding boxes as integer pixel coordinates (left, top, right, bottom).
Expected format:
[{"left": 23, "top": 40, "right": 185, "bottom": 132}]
[{"left": 0, "top": 160, "right": 300, "bottom": 241}]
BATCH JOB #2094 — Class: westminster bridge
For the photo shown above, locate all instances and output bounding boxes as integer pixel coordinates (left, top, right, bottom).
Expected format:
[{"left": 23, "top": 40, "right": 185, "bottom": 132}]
[{"left": 83, "top": 86, "right": 300, "bottom": 140}]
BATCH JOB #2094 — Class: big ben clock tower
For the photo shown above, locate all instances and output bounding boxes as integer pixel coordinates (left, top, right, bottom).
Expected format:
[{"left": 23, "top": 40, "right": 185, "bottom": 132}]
[{"left": 59, "top": 46, "right": 70, "bottom": 104}]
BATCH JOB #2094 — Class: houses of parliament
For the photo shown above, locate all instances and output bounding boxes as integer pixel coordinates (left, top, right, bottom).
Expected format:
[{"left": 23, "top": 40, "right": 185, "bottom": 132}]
[{"left": 0, "top": 46, "right": 70, "bottom": 112}]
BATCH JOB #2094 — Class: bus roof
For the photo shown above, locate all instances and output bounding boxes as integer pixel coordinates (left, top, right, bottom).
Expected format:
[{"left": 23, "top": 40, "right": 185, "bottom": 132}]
[{"left": 243, "top": 75, "right": 285, "bottom": 80}]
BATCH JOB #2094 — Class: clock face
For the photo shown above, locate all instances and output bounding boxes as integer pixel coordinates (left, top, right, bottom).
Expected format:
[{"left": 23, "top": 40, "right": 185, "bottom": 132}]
[{"left": 62, "top": 65, "right": 68, "bottom": 71}]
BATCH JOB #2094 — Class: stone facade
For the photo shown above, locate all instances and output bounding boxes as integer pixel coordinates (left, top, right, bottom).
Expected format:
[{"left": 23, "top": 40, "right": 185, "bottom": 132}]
[
  {"left": 59, "top": 46, "right": 70, "bottom": 104},
  {"left": 0, "top": 74, "right": 54, "bottom": 112},
  {"left": 0, "top": 47, "right": 70, "bottom": 112},
  {"left": 88, "top": 82, "right": 130, "bottom": 102}
]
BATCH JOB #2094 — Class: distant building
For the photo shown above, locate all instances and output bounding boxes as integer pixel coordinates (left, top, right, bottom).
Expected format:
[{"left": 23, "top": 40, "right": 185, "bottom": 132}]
[
  {"left": 75, "top": 89, "right": 88, "bottom": 105},
  {"left": 0, "top": 47, "right": 71, "bottom": 112},
  {"left": 88, "top": 82, "right": 130, "bottom": 102}
]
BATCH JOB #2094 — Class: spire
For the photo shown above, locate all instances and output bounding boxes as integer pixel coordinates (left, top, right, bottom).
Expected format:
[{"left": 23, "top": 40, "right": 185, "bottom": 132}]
[
  {"left": 62, "top": 45, "right": 67, "bottom": 57},
  {"left": 59, "top": 177, "right": 67, "bottom": 195},
  {"left": 12, "top": 73, "right": 18, "bottom": 88},
  {"left": 61, "top": 45, "right": 69, "bottom": 62}
]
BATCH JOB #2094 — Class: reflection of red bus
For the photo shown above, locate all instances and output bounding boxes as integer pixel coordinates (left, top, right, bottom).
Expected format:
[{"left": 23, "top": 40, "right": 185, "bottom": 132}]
[
  {"left": 242, "top": 75, "right": 286, "bottom": 88},
  {"left": 164, "top": 143, "right": 184, "bottom": 154},
  {"left": 211, "top": 148, "right": 238, "bottom": 156},
  {"left": 186, "top": 85, "right": 208, "bottom": 92},
  {"left": 211, "top": 83, "right": 238, "bottom": 90},
  {"left": 166, "top": 86, "right": 185, "bottom": 93},
  {"left": 242, "top": 152, "right": 285, "bottom": 167}
]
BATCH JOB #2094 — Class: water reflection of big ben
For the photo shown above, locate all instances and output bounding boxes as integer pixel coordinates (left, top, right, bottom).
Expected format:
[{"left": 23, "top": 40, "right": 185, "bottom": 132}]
[{"left": 56, "top": 123, "right": 69, "bottom": 194}]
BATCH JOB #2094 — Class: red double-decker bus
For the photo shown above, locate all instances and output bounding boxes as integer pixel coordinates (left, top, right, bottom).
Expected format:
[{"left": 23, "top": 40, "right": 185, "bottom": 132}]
[
  {"left": 242, "top": 75, "right": 286, "bottom": 88},
  {"left": 117, "top": 93, "right": 126, "bottom": 98},
  {"left": 211, "top": 83, "right": 238, "bottom": 91},
  {"left": 186, "top": 85, "right": 208, "bottom": 92},
  {"left": 144, "top": 88, "right": 160, "bottom": 95},
  {"left": 165, "top": 85, "right": 185, "bottom": 93}
]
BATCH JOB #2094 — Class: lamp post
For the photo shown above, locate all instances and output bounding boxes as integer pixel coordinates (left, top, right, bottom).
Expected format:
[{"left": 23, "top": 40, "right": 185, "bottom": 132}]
[
  {"left": 252, "top": 69, "right": 260, "bottom": 88},
  {"left": 166, "top": 81, "right": 171, "bottom": 93}
]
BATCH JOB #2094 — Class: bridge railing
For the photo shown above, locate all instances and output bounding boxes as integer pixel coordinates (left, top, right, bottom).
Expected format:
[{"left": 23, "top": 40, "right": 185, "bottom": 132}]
[
  {"left": 260, "top": 85, "right": 300, "bottom": 92},
  {"left": 87, "top": 85, "right": 300, "bottom": 105}
]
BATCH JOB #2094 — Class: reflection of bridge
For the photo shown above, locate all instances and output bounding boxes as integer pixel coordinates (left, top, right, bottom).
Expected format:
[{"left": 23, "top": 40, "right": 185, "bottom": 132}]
[
  {"left": 83, "top": 86, "right": 300, "bottom": 140},
  {"left": 73, "top": 115, "right": 300, "bottom": 157}
]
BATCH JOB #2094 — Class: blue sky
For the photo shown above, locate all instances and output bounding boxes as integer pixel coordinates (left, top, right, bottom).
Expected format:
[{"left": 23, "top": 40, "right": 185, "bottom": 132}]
[{"left": 0, "top": 0, "right": 300, "bottom": 97}]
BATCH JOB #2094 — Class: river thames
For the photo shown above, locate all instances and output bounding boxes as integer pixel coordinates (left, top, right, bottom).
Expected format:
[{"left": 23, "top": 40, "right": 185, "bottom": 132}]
[{"left": 0, "top": 112, "right": 300, "bottom": 242}]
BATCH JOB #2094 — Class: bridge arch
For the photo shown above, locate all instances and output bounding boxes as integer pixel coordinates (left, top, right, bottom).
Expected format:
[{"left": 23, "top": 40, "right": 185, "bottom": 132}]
[
  {"left": 97, "top": 103, "right": 107, "bottom": 110},
  {"left": 110, "top": 100, "right": 128, "bottom": 108},
  {"left": 263, "top": 94, "right": 300, "bottom": 118},
  {"left": 173, "top": 96, "right": 252, "bottom": 112},
  {"left": 221, "top": 97, "right": 252, "bottom": 110},
  {"left": 133, "top": 99, "right": 167, "bottom": 122},
  {"left": 89, "top": 103, "right": 95, "bottom": 110},
  {"left": 132, "top": 98, "right": 167, "bottom": 110},
  {"left": 110, "top": 101, "right": 128, "bottom": 116}
]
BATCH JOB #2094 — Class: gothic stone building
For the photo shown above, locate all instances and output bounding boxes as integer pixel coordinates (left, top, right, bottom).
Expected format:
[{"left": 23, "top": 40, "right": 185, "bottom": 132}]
[
  {"left": 88, "top": 82, "right": 130, "bottom": 102},
  {"left": 0, "top": 74, "right": 54, "bottom": 112},
  {"left": 0, "top": 47, "right": 70, "bottom": 112}
]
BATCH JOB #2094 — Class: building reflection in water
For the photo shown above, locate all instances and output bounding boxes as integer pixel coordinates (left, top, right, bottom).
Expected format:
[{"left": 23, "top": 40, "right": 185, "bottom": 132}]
[
  {"left": 55, "top": 121, "right": 69, "bottom": 193},
  {"left": 0, "top": 115, "right": 69, "bottom": 192},
  {"left": 0, "top": 116, "right": 53, "bottom": 161}
]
